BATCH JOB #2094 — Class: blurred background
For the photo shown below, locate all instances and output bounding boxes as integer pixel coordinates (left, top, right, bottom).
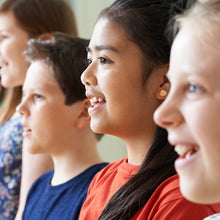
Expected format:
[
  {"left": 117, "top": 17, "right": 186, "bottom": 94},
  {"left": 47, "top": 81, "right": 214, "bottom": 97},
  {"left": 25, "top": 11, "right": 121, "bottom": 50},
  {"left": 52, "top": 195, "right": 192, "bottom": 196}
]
[{"left": 0, "top": 0, "right": 127, "bottom": 162}]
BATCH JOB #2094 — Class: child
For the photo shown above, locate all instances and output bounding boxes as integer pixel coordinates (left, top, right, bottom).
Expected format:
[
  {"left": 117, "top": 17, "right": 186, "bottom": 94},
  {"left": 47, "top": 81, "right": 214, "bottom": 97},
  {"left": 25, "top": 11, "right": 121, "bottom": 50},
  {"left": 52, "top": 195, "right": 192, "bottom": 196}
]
[
  {"left": 79, "top": 0, "right": 220, "bottom": 219},
  {"left": 154, "top": 0, "right": 220, "bottom": 219},
  {"left": 0, "top": 0, "right": 78, "bottom": 218},
  {"left": 16, "top": 32, "right": 108, "bottom": 220}
]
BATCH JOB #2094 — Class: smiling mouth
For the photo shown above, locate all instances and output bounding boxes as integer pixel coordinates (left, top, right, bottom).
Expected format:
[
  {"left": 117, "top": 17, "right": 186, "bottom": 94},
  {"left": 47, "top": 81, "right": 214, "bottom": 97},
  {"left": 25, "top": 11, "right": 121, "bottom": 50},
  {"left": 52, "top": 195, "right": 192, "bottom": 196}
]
[
  {"left": 175, "top": 145, "right": 199, "bottom": 158},
  {"left": 90, "top": 97, "right": 106, "bottom": 106}
]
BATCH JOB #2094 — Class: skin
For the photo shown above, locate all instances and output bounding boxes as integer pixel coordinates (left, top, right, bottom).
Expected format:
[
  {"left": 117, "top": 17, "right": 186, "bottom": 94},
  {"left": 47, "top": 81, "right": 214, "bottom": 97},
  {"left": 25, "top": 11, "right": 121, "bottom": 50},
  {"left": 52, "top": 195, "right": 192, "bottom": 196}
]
[
  {"left": 154, "top": 22, "right": 220, "bottom": 204},
  {"left": 0, "top": 11, "right": 53, "bottom": 220},
  {"left": 81, "top": 18, "right": 167, "bottom": 165},
  {"left": 17, "top": 61, "right": 81, "bottom": 155},
  {"left": 17, "top": 60, "right": 103, "bottom": 185},
  {"left": 0, "top": 11, "right": 29, "bottom": 87}
]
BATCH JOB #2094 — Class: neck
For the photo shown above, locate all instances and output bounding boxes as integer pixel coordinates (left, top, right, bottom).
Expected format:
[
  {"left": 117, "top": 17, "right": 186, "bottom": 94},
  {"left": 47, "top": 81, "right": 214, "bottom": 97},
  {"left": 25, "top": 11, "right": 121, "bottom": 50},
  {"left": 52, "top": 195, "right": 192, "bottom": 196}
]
[
  {"left": 51, "top": 140, "right": 104, "bottom": 186},
  {"left": 122, "top": 127, "right": 156, "bottom": 165}
]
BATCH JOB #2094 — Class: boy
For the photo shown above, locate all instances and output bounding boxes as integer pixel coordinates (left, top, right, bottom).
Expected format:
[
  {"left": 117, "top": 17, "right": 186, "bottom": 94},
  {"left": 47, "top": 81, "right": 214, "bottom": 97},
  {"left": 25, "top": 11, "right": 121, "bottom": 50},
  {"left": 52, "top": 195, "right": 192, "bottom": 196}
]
[{"left": 17, "top": 32, "right": 108, "bottom": 219}]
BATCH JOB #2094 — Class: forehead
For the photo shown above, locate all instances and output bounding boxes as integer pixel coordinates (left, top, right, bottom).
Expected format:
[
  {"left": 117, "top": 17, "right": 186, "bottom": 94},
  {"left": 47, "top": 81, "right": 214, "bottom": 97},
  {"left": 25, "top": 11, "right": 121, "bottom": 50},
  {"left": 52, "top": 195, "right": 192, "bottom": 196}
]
[
  {"left": 89, "top": 18, "right": 131, "bottom": 52},
  {"left": 0, "top": 11, "right": 19, "bottom": 31},
  {"left": 24, "top": 61, "right": 57, "bottom": 89},
  {"left": 168, "top": 22, "right": 220, "bottom": 80},
  {"left": 88, "top": 18, "right": 144, "bottom": 64}
]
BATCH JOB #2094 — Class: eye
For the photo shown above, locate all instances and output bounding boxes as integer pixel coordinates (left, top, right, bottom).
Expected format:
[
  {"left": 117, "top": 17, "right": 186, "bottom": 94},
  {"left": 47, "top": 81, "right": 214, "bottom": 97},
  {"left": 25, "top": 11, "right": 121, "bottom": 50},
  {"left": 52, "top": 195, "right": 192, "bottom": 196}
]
[
  {"left": 188, "top": 84, "right": 203, "bottom": 93},
  {"left": 0, "top": 35, "right": 5, "bottom": 42},
  {"left": 0, "top": 34, "right": 8, "bottom": 41},
  {"left": 2, "top": 35, "right": 8, "bottom": 39},
  {"left": 33, "top": 93, "right": 43, "bottom": 101},
  {"left": 98, "top": 57, "right": 112, "bottom": 64},
  {"left": 87, "top": 58, "right": 92, "bottom": 65}
]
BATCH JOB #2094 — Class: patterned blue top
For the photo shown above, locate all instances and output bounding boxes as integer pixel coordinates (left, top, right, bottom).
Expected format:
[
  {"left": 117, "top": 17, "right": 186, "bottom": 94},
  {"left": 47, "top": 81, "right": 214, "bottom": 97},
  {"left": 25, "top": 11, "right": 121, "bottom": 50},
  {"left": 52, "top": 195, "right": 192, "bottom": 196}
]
[
  {"left": 0, "top": 113, "right": 23, "bottom": 220},
  {"left": 204, "top": 214, "right": 220, "bottom": 220}
]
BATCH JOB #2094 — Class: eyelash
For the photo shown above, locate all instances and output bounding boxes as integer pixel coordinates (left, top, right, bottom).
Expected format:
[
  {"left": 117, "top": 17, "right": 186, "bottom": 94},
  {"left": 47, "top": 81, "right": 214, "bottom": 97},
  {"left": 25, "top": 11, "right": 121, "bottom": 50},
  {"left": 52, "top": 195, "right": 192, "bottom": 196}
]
[
  {"left": 33, "top": 94, "right": 43, "bottom": 100},
  {"left": 0, "top": 35, "right": 8, "bottom": 41},
  {"left": 187, "top": 83, "right": 203, "bottom": 94},
  {"left": 98, "top": 57, "right": 112, "bottom": 64},
  {"left": 87, "top": 59, "right": 92, "bottom": 65},
  {"left": 87, "top": 57, "right": 112, "bottom": 65}
]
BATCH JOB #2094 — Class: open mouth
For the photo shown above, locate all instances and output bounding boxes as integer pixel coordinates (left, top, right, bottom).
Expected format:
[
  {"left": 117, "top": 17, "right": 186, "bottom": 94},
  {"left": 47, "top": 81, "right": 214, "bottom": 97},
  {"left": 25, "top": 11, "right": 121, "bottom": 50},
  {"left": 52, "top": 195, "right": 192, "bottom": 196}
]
[
  {"left": 175, "top": 145, "right": 199, "bottom": 159},
  {"left": 90, "top": 97, "right": 106, "bottom": 106},
  {"left": 88, "top": 97, "right": 106, "bottom": 115},
  {"left": 22, "top": 128, "right": 32, "bottom": 137}
]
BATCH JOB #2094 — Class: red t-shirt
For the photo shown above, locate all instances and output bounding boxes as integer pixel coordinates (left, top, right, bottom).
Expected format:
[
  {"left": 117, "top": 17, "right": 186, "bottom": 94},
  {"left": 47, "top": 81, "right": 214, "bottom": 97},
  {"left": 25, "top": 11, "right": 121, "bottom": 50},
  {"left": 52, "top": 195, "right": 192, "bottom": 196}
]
[{"left": 79, "top": 158, "right": 220, "bottom": 219}]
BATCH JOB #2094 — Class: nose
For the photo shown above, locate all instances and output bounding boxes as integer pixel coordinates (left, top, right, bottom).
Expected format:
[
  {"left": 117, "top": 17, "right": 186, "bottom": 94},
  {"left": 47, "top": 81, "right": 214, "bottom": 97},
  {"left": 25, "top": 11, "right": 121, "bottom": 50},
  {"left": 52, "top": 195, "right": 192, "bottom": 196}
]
[
  {"left": 81, "top": 63, "right": 97, "bottom": 86},
  {"left": 16, "top": 99, "right": 30, "bottom": 117},
  {"left": 153, "top": 93, "right": 183, "bottom": 129}
]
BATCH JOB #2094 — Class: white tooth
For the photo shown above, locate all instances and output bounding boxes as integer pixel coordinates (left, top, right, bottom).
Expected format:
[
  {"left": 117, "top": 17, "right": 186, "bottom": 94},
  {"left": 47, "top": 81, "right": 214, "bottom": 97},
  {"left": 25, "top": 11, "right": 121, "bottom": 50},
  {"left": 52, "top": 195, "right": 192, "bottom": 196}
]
[
  {"left": 174, "top": 145, "right": 191, "bottom": 156},
  {"left": 91, "top": 97, "right": 97, "bottom": 104},
  {"left": 98, "top": 98, "right": 103, "bottom": 102}
]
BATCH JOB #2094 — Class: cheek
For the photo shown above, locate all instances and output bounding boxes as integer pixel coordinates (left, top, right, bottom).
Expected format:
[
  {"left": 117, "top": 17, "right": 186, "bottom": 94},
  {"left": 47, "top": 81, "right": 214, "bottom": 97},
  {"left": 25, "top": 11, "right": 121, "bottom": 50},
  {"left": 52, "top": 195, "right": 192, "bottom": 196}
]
[{"left": 187, "top": 108, "right": 220, "bottom": 156}]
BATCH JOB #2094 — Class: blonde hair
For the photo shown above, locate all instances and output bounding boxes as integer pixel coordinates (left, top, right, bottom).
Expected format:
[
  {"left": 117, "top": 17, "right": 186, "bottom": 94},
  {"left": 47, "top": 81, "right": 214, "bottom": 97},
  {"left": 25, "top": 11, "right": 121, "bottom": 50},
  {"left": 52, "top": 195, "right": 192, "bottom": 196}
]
[{"left": 173, "top": 0, "right": 220, "bottom": 42}]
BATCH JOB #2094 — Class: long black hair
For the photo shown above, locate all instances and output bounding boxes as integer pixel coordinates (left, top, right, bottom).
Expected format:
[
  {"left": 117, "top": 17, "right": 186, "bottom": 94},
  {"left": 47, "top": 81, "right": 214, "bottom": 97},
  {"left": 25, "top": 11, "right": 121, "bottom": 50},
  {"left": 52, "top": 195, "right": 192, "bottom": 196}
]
[{"left": 98, "top": 0, "right": 196, "bottom": 219}]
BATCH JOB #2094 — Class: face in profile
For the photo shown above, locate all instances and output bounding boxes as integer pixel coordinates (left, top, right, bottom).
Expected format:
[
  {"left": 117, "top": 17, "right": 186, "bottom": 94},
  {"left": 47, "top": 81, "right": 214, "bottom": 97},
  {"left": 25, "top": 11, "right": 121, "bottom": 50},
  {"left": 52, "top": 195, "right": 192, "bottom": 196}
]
[
  {"left": 0, "top": 11, "right": 30, "bottom": 88},
  {"left": 154, "top": 22, "right": 220, "bottom": 203},
  {"left": 81, "top": 17, "right": 163, "bottom": 143},
  {"left": 17, "top": 60, "right": 81, "bottom": 155}
]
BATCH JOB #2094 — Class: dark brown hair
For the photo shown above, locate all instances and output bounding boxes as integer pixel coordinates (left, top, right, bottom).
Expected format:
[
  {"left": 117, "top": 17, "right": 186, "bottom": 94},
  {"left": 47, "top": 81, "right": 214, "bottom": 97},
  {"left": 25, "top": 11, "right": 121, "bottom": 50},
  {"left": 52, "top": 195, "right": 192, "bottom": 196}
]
[
  {"left": 25, "top": 33, "right": 88, "bottom": 105},
  {"left": 0, "top": 0, "right": 78, "bottom": 125},
  {"left": 98, "top": 0, "right": 196, "bottom": 219}
]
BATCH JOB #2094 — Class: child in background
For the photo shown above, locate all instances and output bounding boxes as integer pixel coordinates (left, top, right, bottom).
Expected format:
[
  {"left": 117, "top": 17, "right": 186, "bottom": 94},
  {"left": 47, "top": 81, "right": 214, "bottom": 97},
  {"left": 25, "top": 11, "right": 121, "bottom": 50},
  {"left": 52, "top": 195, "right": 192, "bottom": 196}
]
[
  {"left": 0, "top": 0, "right": 78, "bottom": 218},
  {"left": 79, "top": 0, "right": 220, "bottom": 219},
  {"left": 154, "top": 0, "right": 220, "bottom": 219},
  {"left": 16, "top": 32, "right": 108, "bottom": 220}
]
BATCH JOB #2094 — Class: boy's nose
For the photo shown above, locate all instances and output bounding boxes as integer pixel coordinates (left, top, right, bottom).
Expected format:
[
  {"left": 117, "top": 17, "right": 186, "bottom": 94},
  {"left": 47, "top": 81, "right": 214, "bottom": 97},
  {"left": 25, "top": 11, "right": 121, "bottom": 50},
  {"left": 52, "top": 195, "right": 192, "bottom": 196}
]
[{"left": 16, "top": 101, "right": 29, "bottom": 117}]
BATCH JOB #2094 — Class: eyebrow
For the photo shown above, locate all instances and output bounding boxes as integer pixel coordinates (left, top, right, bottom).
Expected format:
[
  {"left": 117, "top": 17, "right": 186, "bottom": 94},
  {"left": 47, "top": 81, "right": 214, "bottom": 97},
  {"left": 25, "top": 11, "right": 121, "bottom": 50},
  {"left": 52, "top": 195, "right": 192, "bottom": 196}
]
[{"left": 86, "top": 45, "right": 119, "bottom": 53}]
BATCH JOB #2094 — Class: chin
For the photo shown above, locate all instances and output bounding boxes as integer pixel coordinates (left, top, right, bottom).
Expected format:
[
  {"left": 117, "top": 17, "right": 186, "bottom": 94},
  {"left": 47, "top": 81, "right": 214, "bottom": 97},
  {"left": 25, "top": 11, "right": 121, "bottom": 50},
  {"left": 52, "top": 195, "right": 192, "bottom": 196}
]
[
  {"left": 90, "top": 120, "right": 105, "bottom": 134},
  {"left": 180, "top": 179, "right": 220, "bottom": 204},
  {"left": 23, "top": 142, "right": 41, "bottom": 154}
]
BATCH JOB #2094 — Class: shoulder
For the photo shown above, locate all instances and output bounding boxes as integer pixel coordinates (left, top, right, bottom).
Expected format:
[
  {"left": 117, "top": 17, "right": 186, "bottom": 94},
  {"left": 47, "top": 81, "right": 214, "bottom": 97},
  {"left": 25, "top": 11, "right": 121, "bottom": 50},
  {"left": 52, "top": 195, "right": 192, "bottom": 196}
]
[
  {"left": 89, "top": 158, "right": 126, "bottom": 185},
  {"left": 136, "top": 174, "right": 220, "bottom": 220},
  {"left": 27, "top": 170, "right": 53, "bottom": 195},
  {"left": 86, "top": 162, "right": 109, "bottom": 174},
  {"left": 73, "top": 163, "right": 109, "bottom": 185}
]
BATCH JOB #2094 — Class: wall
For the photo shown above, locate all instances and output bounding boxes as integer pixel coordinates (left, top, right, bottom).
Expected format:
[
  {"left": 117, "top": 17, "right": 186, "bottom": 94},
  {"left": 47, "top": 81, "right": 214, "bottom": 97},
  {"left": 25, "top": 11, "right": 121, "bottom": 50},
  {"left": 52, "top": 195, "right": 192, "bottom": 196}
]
[{"left": 71, "top": 0, "right": 115, "bottom": 38}]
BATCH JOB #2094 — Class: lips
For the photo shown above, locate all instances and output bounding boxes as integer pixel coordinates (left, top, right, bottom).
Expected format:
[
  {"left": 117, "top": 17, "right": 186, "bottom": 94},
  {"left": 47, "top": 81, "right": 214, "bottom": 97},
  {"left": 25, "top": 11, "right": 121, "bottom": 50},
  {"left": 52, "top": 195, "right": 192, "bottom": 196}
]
[
  {"left": 173, "top": 143, "right": 200, "bottom": 171},
  {"left": 87, "top": 96, "right": 106, "bottom": 116},
  {"left": 89, "top": 97, "right": 105, "bottom": 106},
  {"left": 21, "top": 123, "right": 32, "bottom": 137},
  {"left": 22, "top": 128, "right": 32, "bottom": 137},
  {"left": 175, "top": 145, "right": 199, "bottom": 158}
]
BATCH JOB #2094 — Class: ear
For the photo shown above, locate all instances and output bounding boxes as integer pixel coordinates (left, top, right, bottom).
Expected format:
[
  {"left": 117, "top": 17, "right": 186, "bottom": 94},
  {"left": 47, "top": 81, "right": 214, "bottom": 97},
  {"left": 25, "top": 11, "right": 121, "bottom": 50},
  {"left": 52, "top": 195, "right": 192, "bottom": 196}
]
[
  {"left": 75, "top": 99, "right": 91, "bottom": 129},
  {"left": 155, "top": 64, "right": 170, "bottom": 101}
]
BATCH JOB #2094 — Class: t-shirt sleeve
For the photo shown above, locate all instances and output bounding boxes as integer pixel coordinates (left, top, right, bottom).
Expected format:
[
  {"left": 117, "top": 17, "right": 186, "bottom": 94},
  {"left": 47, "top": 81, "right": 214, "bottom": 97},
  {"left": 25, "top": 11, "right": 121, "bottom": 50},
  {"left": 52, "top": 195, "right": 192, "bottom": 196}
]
[
  {"left": 150, "top": 198, "right": 217, "bottom": 220},
  {"left": 132, "top": 175, "right": 220, "bottom": 220}
]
